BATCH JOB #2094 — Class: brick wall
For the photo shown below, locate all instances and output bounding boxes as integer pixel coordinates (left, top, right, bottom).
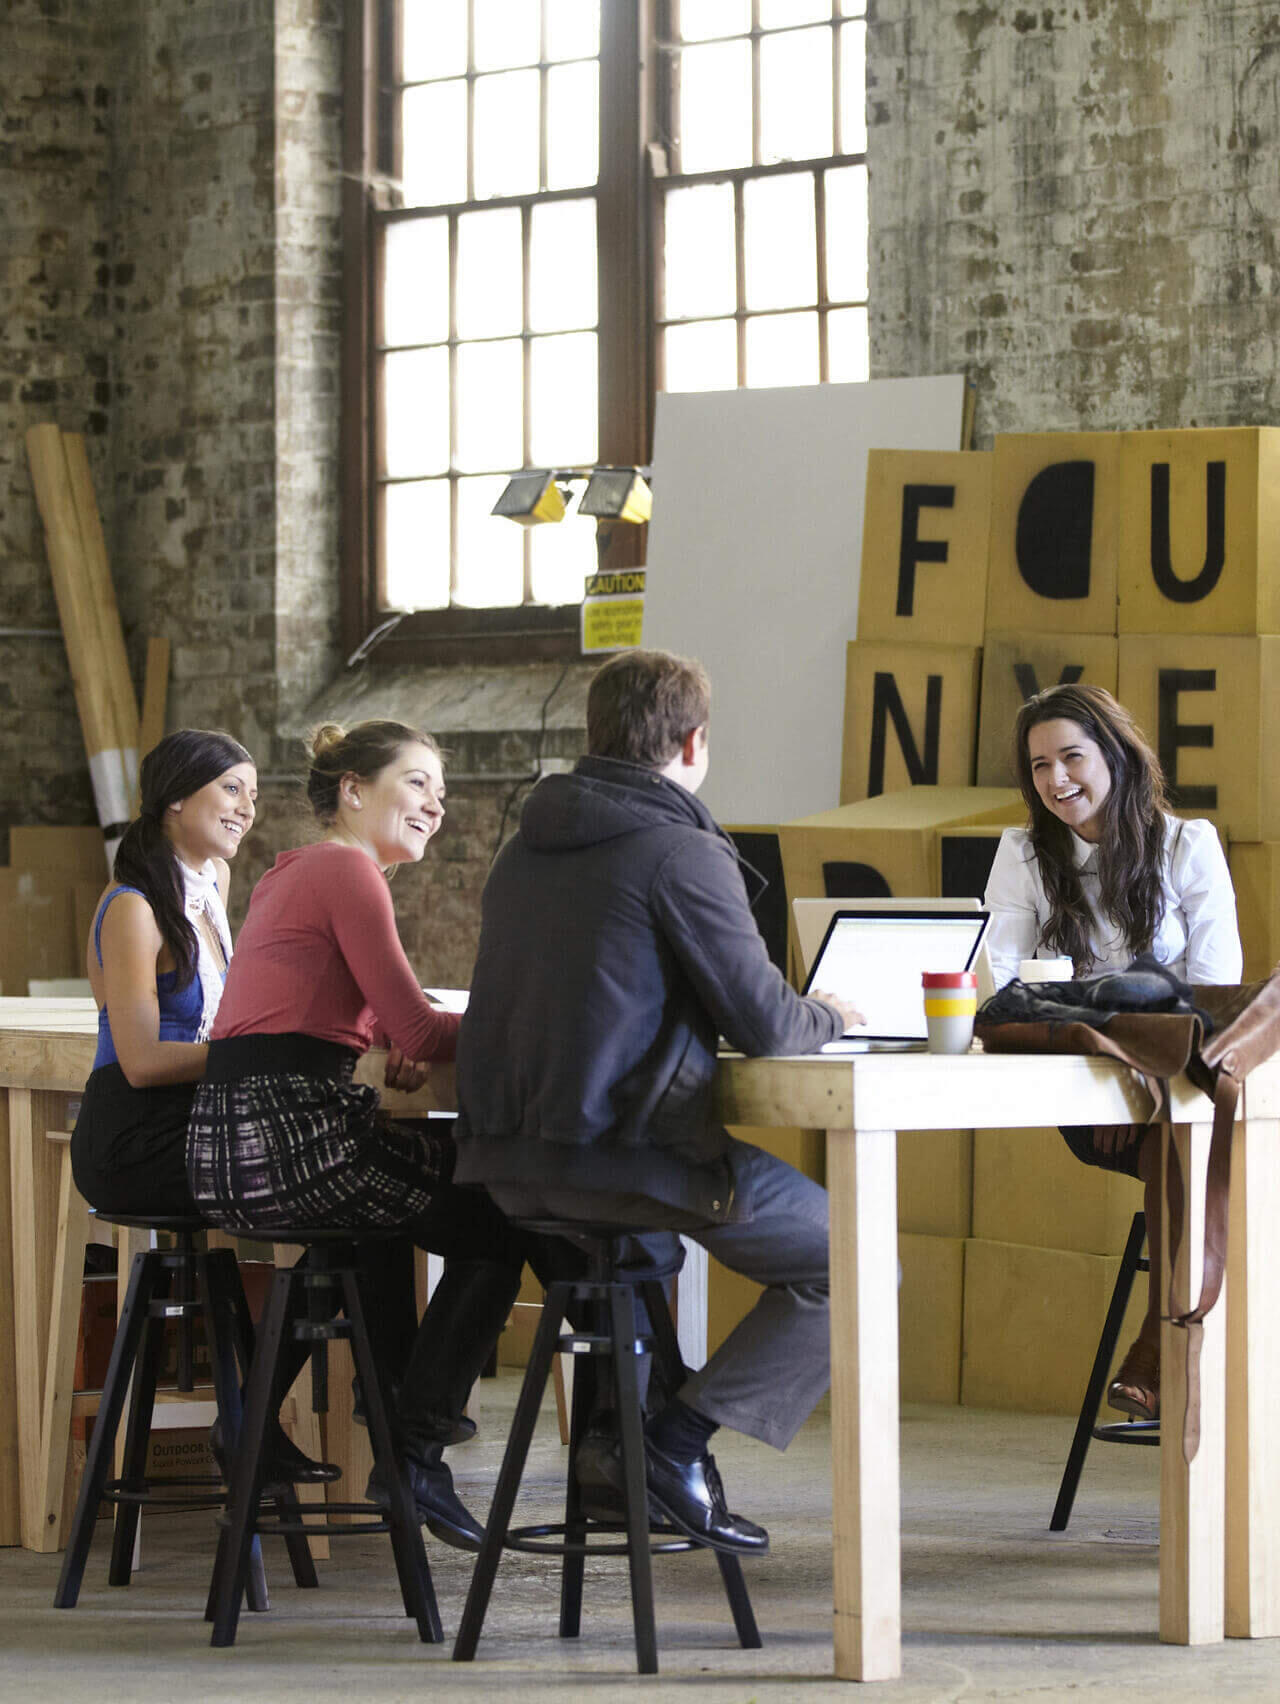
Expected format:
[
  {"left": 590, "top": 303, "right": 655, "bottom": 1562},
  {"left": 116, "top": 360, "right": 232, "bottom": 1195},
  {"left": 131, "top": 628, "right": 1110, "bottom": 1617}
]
[{"left": 868, "top": 0, "right": 1280, "bottom": 444}]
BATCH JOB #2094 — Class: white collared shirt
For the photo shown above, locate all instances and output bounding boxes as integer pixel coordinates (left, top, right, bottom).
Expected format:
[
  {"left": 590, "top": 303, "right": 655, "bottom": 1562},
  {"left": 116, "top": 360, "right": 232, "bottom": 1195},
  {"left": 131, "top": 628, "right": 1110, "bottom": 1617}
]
[{"left": 983, "top": 814, "right": 1243, "bottom": 991}]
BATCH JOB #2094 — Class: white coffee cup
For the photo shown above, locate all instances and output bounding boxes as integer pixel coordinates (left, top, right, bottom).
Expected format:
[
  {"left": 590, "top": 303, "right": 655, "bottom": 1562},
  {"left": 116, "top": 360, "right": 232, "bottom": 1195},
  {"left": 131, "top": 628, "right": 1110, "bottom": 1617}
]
[{"left": 1019, "top": 956, "right": 1074, "bottom": 984}]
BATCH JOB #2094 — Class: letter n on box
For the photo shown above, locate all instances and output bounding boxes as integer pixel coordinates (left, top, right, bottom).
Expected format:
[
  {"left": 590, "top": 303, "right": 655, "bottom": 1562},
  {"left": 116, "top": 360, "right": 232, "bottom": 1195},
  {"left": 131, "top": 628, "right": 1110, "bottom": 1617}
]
[{"left": 840, "top": 642, "right": 981, "bottom": 805}]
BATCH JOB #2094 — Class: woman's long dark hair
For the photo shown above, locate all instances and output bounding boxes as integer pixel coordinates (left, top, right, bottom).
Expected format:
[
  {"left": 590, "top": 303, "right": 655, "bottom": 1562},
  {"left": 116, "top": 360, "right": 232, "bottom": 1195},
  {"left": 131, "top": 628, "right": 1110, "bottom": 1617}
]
[
  {"left": 1011, "top": 684, "right": 1168, "bottom": 974},
  {"left": 111, "top": 729, "right": 253, "bottom": 986}
]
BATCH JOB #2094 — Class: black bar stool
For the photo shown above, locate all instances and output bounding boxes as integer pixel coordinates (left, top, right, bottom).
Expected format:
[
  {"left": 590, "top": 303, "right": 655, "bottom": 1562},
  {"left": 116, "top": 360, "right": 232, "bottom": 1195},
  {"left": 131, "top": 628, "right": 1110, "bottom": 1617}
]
[
  {"left": 55, "top": 1212, "right": 316, "bottom": 1611},
  {"left": 454, "top": 1221, "right": 762, "bottom": 1676},
  {"left": 1051, "top": 1211, "right": 1158, "bottom": 1531},
  {"left": 207, "top": 1228, "right": 441, "bottom": 1648}
]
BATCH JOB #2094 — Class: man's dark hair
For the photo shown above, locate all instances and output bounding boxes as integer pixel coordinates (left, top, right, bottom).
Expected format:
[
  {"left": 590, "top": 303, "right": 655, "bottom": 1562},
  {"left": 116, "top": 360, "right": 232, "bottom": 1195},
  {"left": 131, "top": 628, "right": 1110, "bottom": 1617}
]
[{"left": 586, "top": 649, "right": 711, "bottom": 767}]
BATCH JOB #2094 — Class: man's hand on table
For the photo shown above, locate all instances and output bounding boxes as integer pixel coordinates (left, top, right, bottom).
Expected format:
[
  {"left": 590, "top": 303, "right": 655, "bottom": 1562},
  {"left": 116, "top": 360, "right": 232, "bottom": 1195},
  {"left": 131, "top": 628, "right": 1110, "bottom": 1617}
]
[{"left": 810, "top": 990, "right": 866, "bottom": 1033}]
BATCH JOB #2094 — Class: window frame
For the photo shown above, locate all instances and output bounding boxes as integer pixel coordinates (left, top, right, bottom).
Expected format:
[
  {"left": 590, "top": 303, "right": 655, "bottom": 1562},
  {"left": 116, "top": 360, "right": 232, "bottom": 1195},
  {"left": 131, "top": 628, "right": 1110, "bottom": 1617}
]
[{"left": 342, "top": 0, "right": 865, "bottom": 665}]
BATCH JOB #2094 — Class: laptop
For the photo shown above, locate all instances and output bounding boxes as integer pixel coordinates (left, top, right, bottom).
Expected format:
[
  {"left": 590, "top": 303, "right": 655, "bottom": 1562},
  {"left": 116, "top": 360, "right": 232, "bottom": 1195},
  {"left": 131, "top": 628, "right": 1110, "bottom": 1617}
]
[{"left": 800, "top": 906, "right": 990, "bottom": 1052}]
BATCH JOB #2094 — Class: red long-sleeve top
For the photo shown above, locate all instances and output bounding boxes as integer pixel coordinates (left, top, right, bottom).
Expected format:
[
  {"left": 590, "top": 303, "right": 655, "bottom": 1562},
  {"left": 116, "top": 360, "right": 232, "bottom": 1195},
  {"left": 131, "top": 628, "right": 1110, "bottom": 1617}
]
[{"left": 212, "top": 841, "right": 458, "bottom": 1062}]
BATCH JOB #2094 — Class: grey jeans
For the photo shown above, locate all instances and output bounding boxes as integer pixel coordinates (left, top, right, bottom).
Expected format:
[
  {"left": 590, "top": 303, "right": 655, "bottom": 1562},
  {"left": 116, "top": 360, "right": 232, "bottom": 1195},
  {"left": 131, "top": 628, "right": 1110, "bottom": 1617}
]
[{"left": 490, "top": 1134, "right": 830, "bottom": 1450}]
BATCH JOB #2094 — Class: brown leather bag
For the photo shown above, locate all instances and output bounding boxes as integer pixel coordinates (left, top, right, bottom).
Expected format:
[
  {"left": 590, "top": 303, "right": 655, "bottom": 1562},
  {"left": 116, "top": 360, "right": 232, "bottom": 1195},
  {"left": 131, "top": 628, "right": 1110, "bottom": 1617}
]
[{"left": 978, "top": 969, "right": 1280, "bottom": 1460}]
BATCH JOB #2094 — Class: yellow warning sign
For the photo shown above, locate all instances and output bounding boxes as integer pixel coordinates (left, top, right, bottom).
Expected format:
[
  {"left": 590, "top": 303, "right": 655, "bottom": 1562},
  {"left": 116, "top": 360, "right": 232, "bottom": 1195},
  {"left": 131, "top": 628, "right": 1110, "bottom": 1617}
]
[
  {"left": 581, "top": 596, "right": 645, "bottom": 654},
  {"left": 585, "top": 571, "right": 647, "bottom": 597}
]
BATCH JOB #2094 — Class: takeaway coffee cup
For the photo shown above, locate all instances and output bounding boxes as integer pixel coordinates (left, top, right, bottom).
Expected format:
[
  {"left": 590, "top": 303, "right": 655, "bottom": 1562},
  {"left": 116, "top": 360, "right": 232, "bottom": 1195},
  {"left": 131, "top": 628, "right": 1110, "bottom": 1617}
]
[
  {"left": 922, "top": 971, "right": 978, "bottom": 1055},
  {"left": 1019, "top": 956, "right": 1074, "bottom": 984}
]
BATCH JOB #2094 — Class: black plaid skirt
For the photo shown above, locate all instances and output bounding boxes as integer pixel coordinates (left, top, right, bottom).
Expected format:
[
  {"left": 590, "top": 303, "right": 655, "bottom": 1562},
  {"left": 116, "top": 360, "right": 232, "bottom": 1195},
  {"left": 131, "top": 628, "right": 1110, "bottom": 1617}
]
[{"left": 187, "top": 1033, "right": 450, "bottom": 1234}]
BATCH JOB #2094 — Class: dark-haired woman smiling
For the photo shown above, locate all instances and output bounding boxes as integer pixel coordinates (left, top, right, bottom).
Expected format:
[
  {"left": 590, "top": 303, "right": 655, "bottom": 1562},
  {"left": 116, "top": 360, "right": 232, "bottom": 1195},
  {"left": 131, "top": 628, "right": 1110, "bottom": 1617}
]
[{"left": 984, "top": 684, "right": 1241, "bottom": 1423}]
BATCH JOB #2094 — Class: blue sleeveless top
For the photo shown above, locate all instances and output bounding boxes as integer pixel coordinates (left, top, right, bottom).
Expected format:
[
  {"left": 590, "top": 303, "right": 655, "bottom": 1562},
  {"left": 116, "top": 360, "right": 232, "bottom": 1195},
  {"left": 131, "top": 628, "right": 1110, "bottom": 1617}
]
[{"left": 91, "top": 886, "right": 209, "bottom": 1071}]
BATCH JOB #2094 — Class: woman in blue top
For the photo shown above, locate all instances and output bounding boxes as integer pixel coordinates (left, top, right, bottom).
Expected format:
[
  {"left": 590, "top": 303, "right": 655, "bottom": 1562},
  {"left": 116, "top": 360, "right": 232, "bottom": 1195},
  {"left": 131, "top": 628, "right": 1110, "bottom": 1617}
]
[{"left": 72, "top": 728, "right": 257, "bottom": 1215}]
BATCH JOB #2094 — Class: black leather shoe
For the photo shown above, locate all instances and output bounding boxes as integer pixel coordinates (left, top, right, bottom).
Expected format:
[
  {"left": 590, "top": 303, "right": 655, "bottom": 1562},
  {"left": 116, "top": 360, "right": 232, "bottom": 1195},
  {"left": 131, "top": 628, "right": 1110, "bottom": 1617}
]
[
  {"left": 209, "top": 1417, "right": 341, "bottom": 1487},
  {"left": 351, "top": 1377, "right": 477, "bottom": 1445},
  {"left": 641, "top": 1439, "right": 769, "bottom": 1555},
  {"left": 366, "top": 1444, "right": 485, "bottom": 1553},
  {"left": 574, "top": 1428, "right": 627, "bottom": 1522}
]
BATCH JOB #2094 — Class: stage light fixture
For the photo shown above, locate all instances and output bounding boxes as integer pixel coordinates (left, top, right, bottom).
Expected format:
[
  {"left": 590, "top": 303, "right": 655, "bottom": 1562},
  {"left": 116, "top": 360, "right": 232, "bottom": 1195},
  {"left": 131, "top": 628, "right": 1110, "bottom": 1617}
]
[
  {"left": 491, "top": 471, "right": 569, "bottom": 525},
  {"left": 578, "top": 467, "right": 652, "bottom": 524}
]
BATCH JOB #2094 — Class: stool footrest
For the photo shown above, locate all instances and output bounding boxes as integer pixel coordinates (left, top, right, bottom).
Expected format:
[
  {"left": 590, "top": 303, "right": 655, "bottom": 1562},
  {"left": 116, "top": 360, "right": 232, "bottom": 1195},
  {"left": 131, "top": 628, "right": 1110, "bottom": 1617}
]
[
  {"left": 1091, "top": 1421, "right": 1160, "bottom": 1445},
  {"left": 504, "top": 1520, "right": 696, "bottom": 1558}
]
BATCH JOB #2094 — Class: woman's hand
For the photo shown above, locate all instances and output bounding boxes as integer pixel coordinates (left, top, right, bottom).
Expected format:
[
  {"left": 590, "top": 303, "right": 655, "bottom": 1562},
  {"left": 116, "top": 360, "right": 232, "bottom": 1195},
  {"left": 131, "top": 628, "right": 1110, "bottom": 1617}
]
[{"left": 383, "top": 1045, "right": 429, "bottom": 1094}]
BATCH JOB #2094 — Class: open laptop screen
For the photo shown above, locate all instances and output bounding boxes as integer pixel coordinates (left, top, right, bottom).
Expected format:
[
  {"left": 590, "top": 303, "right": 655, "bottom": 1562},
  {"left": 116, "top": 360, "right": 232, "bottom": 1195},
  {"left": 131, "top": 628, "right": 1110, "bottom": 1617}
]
[{"left": 800, "top": 909, "right": 989, "bottom": 1042}]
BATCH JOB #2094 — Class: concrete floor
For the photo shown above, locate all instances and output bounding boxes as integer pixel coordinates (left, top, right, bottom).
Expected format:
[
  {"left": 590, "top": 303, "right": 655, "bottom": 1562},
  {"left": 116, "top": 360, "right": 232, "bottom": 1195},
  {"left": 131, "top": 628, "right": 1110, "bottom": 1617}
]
[{"left": 3, "top": 1374, "right": 1279, "bottom": 1702}]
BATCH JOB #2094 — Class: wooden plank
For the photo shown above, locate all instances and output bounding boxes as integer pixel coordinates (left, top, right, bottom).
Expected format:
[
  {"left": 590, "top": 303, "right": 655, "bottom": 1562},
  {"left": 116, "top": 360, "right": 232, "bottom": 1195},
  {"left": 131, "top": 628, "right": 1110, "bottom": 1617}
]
[
  {"left": 1226, "top": 1111, "right": 1280, "bottom": 1637},
  {"left": 0, "top": 1091, "right": 19, "bottom": 1543},
  {"left": 1160, "top": 1120, "right": 1226, "bottom": 1645},
  {"left": 35, "top": 1144, "right": 90, "bottom": 1551},
  {"left": 138, "top": 636, "right": 170, "bottom": 768},
  {"left": 828, "top": 1125, "right": 901, "bottom": 1681},
  {"left": 61, "top": 432, "right": 139, "bottom": 756}
]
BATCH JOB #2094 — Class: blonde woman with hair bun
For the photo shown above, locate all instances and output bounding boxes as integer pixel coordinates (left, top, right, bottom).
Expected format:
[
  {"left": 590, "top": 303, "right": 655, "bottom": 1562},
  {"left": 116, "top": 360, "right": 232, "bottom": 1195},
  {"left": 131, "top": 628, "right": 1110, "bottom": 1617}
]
[{"left": 187, "top": 718, "right": 572, "bottom": 1550}]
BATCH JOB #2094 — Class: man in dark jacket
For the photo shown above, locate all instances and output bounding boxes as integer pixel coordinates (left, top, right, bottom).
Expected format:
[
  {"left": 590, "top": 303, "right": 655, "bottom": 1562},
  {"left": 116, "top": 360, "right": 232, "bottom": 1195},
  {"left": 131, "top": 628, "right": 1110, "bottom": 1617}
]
[{"left": 455, "top": 649, "right": 860, "bottom": 1553}]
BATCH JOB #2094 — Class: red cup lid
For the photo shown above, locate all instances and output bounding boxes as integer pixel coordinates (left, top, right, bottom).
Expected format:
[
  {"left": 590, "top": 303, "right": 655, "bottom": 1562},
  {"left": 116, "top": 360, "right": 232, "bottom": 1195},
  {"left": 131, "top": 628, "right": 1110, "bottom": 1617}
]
[{"left": 921, "top": 971, "right": 977, "bottom": 988}]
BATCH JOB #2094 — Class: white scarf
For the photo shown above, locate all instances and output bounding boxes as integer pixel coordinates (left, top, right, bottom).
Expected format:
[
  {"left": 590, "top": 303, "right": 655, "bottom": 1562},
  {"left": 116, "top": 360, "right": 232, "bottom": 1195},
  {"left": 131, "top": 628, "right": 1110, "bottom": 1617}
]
[{"left": 181, "top": 859, "right": 232, "bottom": 1042}]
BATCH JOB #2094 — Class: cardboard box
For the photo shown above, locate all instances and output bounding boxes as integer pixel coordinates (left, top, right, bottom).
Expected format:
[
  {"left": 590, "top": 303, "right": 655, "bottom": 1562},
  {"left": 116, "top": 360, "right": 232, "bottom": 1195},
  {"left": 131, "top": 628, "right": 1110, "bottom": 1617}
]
[
  {"left": 961, "top": 1237, "right": 1124, "bottom": 1414},
  {"left": 898, "top": 1129, "right": 972, "bottom": 1238},
  {"left": 778, "top": 786, "right": 1023, "bottom": 909},
  {"left": 972, "top": 1127, "right": 1143, "bottom": 1256},
  {"left": 975, "top": 631, "right": 1119, "bottom": 788},
  {"left": 900, "top": 1233, "right": 964, "bottom": 1405},
  {"left": 856, "top": 449, "right": 993, "bottom": 647},
  {"left": 1118, "top": 427, "right": 1280, "bottom": 636},
  {"left": 1227, "top": 841, "right": 1280, "bottom": 983},
  {"left": 840, "top": 642, "right": 983, "bottom": 804},
  {"left": 1117, "top": 635, "right": 1280, "bottom": 840},
  {"left": 985, "top": 431, "right": 1122, "bottom": 636}
]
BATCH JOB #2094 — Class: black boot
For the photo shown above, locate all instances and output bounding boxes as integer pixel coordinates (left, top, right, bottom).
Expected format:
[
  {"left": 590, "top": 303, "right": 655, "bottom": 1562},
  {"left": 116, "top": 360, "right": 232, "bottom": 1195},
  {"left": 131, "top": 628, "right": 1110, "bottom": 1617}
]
[
  {"left": 209, "top": 1416, "right": 340, "bottom": 1487},
  {"left": 366, "top": 1438, "right": 485, "bottom": 1552}
]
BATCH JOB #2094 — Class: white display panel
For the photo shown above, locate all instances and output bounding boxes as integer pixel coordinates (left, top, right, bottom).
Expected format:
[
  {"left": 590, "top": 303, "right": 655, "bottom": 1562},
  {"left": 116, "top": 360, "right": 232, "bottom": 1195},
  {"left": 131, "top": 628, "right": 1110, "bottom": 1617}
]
[{"left": 642, "top": 376, "right": 968, "bottom": 822}]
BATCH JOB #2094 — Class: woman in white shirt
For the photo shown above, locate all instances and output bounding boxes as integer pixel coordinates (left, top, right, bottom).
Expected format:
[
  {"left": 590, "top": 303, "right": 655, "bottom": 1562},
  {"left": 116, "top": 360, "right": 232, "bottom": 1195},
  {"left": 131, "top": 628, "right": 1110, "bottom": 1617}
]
[{"left": 984, "top": 684, "right": 1242, "bottom": 1424}]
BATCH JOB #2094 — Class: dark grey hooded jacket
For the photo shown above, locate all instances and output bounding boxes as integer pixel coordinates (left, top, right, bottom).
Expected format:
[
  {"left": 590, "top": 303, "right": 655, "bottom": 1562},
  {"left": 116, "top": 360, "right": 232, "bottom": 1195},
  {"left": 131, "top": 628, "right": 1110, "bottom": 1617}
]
[{"left": 454, "top": 755, "right": 840, "bottom": 1223}]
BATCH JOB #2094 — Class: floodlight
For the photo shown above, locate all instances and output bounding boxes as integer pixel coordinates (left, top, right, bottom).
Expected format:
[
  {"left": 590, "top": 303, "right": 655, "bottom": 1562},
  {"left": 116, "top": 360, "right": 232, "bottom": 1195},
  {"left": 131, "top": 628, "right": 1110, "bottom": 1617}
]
[
  {"left": 491, "top": 471, "right": 568, "bottom": 525},
  {"left": 578, "top": 468, "right": 652, "bottom": 524}
]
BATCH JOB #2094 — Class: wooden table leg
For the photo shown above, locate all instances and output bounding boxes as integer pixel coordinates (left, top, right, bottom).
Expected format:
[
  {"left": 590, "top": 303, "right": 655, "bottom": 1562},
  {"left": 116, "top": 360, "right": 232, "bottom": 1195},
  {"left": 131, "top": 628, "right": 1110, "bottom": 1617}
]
[
  {"left": 36, "top": 1140, "right": 90, "bottom": 1551},
  {"left": 1225, "top": 1109, "right": 1280, "bottom": 1638},
  {"left": 827, "top": 1126, "right": 901, "bottom": 1682},
  {"left": 1160, "top": 1120, "right": 1225, "bottom": 1646},
  {"left": 0, "top": 1089, "right": 20, "bottom": 1545},
  {"left": 10, "top": 1089, "right": 66, "bottom": 1549}
]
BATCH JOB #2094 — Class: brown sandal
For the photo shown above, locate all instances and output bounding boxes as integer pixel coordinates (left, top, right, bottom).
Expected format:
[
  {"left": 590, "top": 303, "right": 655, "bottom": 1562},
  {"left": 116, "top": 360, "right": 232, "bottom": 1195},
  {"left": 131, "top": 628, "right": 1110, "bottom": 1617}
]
[{"left": 1107, "top": 1336, "right": 1160, "bottom": 1422}]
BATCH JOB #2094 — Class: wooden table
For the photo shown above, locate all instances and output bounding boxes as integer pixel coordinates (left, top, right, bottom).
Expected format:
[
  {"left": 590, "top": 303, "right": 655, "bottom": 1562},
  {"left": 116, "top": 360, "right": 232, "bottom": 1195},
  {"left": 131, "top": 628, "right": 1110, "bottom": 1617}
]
[{"left": 714, "top": 1046, "right": 1280, "bottom": 1680}]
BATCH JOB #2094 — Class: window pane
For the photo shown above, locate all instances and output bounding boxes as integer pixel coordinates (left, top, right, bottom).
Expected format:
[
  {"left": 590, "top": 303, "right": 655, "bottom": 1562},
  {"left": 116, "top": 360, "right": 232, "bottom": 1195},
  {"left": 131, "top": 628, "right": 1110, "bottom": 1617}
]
[
  {"left": 383, "top": 218, "right": 448, "bottom": 347},
  {"left": 825, "top": 164, "right": 868, "bottom": 302},
  {"left": 546, "top": 61, "right": 599, "bottom": 189},
  {"left": 840, "top": 0, "right": 867, "bottom": 16},
  {"left": 401, "top": 81, "right": 467, "bottom": 207},
  {"left": 456, "top": 340, "right": 523, "bottom": 471},
  {"left": 677, "top": 41, "right": 752, "bottom": 172},
  {"left": 743, "top": 174, "right": 816, "bottom": 310},
  {"left": 531, "top": 516, "right": 596, "bottom": 605},
  {"left": 760, "top": 0, "right": 831, "bottom": 23},
  {"left": 678, "top": 0, "right": 749, "bottom": 39},
  {"left": 662, "top": 320, "right": 737, "bottom": 392},
  {"left": 456, "top": 208, "right": 523, "bottom": 338},
  {"left": 385, "top": 480, "right": 450, "bottom": 612},
  {"left": 760, "top": 28, "right": 833, "bottom": 164},
  {"left": 662, "top": 183, "right": 735, "bottom": 319},
  {"left": 474, "top": 70, "right": 540, "bottom": 199},
  {"left": 530, "top": 200, "right": 597, "bottom": 332},
  {"left": 546, "top": 0, "right": 601, "bottom": 60},
  {"left": 474, "top": 0, "right": 540, "bottom": 71},
  {"left": 839, "top": 20, "right": 868, "bottom": 154},
  {"left": 455, "top": 475, "right": 523, "bottom": 607},
  {"left": 530, "top": 332, "right": 597, "bottom": 465},
  {"left": 828, "top": 306, "right": 869, "bottom": 383},
  {"left": 745, "top": 311, "right": 818, "bottom": 387},
  {"left": 383, "top": 349, "right": 449, "bottom": 478},
  {"left": 403, "top": 0, "right": 466, "bottom": 82}
]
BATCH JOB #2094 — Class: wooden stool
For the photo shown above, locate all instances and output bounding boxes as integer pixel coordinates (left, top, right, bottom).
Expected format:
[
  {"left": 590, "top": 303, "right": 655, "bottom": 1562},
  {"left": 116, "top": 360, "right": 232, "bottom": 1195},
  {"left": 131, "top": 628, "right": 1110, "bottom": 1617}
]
[
  {"left": 453, "top": 1221, "right": 761, "bottom": 1675},
  {"left": 207, "top": 1228, "right": 441, "bottom": 1648},
  {"left": 1051, "top": 1211, "right": 1158, "bottom": 1531},
  {"left": 54, "top": 1213, "right": 316, "bottom": 1611}
]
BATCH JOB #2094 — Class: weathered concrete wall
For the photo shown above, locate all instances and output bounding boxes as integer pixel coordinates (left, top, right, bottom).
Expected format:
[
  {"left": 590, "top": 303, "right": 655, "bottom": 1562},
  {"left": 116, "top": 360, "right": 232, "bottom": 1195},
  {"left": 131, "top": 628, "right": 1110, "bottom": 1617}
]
[
  {"left": 0, "top": 0, "right": 116, "bottom": 831},
  {"left": 868, "top": 0, "right": 1280, "bottom": 444}
]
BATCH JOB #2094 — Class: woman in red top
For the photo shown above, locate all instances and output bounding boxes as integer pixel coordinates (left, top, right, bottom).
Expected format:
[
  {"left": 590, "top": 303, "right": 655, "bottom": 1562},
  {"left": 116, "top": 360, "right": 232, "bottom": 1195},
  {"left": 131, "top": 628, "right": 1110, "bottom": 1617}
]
[{"left": 187, "top": 719, "right": 556, "bottom": 1549}]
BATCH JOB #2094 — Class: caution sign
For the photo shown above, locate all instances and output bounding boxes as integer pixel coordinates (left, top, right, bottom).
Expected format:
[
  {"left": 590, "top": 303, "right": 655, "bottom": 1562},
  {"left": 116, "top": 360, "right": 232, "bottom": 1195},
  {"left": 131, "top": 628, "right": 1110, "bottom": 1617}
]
[{"left": 581, "top": 569, "right": 646, "bottom": 654}]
